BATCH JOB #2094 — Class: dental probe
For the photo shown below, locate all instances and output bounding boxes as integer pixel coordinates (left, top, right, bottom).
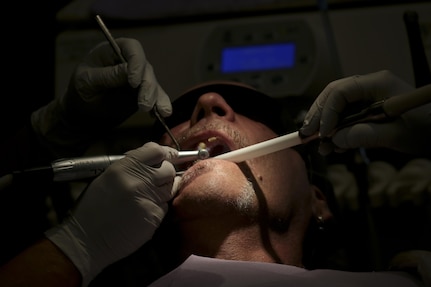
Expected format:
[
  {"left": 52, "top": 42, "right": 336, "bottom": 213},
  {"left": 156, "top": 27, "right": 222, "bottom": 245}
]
[
  {"left": 95, "top": 15, "right": 181, "bottom": 150},
  {"left": 95, "top": 15, "right": 126, "bottom": 63},
  {"left": 153, "top": 107, "right": 181, "bottom": 151}
]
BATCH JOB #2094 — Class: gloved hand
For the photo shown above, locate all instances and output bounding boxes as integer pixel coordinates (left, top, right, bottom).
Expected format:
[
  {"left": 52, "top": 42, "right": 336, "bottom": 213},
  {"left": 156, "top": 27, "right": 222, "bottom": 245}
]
[
  {"left": 32, "top": 38, "right": 172, "bottom": 157},
  {"left": 45, "top": 142, "right": 180, "bottom": 287},
  {"left": 300, "top": 70, "right": 431, "bottom": 156}
]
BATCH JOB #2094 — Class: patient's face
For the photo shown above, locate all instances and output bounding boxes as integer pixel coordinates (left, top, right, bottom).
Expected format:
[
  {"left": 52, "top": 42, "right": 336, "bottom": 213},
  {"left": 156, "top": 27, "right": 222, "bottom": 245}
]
[{"left": 159, "top": 92, "right": 315, "bottom": 226}]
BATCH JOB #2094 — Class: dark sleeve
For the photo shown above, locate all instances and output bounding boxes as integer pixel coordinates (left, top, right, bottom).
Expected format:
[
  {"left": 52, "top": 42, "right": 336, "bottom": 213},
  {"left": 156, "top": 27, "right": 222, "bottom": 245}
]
[
  {"left": 0, "top": 119, "right": 74, "bottom": 265},
  {"left": 0, "top": 119, "right": 52, "bottom": 176}
]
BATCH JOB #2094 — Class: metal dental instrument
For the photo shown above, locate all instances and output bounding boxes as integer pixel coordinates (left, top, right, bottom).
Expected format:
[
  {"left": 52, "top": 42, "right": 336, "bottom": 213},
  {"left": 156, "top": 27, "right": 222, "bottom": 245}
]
[
  {"left": 49, "top": 149, "right": 209, "bottom": 181},
  {"left": 152, "top": 107, "right": 181, "bottom": 151},
  {"left": 10, "top": 149, "right": 209, "bottom": 182},
  {"left": 171, "top": 149, "right": 210, "bottom": 164},
  {"left": 95, "top": 14, "right": 181, "bottom": 150},
  {"left": 95, "top": 15, "right": 126, "bottom": 63}
]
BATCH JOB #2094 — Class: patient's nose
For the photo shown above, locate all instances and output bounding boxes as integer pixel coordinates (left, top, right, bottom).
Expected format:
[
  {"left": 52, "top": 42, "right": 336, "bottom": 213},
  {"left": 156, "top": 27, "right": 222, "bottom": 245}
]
[{"left": 190, "top": 93, "right": 235, "bottom": 126}]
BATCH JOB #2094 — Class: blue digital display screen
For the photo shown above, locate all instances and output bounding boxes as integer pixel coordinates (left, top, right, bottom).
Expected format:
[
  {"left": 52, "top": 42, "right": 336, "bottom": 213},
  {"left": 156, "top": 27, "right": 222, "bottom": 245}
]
[{"left": 221, "top": 42, "right": 296, "bottom": 73}]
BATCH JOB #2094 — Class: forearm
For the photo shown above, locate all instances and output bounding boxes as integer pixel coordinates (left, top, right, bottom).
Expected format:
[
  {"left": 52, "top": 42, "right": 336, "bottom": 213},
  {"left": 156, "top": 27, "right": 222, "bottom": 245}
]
[{"left": 0, "top": 237, "right": 82, "bottom": 287}]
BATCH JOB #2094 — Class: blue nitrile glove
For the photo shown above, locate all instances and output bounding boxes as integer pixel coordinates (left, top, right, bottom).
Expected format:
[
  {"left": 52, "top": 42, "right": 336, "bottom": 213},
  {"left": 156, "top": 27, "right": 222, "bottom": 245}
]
[
  {"left": 31, "top": 38, "right": 172, "bottom": 157},
  {"left": 45, "top": 142, "right": 180, "bottom": 287},
  {"left": 300, "top": 70, "right": 431, "bottom": 156}
]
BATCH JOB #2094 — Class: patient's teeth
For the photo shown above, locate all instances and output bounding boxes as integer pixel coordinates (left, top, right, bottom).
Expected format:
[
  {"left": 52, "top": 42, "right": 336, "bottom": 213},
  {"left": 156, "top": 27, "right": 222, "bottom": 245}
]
[
  {"left": 208, "top": 137, "right": 217, "bottom": 142},
  {"left": 198, "top": 142, "right": 206, "bottom": 150}
]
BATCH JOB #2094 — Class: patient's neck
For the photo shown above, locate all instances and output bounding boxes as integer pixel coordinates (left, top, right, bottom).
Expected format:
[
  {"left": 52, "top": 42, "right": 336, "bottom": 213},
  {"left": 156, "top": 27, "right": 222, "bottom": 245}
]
[{"left": 177, "top": 217, "right": 305, "bottom": 267}]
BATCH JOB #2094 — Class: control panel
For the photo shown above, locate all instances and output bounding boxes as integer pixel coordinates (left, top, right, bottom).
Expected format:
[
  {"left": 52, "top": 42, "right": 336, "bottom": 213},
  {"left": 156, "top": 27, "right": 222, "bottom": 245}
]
[{"left": 199, "top": 19, "right": 316, "bottom": 97}]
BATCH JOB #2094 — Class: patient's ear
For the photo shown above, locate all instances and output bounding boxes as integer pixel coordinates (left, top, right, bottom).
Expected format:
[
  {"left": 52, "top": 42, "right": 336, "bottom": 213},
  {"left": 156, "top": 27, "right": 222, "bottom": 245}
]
[{"left": 311, "top": 185, "right": 333, "bottom": 221}]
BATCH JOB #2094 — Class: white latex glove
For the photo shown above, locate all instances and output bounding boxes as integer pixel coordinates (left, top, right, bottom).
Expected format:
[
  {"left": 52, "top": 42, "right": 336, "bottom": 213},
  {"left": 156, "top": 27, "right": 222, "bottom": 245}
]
[
  {"left": 32, "top": 38, "right": 172, "bottom": 157},
  {"left": 45, "top": 142, "right": 180, "bottom": 287},
  {"left": 300, "top": 70, "right": 431, "bottom": 156}
]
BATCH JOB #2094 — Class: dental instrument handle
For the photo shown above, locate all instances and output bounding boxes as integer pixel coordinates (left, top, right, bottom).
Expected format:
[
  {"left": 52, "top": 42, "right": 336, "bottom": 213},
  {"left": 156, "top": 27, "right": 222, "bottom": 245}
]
[
  {"left": 8, "top": 150, "right": 209, "bottom": 183},
  {"left": 51, "top": 149, "right": 209, "bottom": 181},
  {"left": 214, "top": 132, "right": 318, "bottom": 163},
  {"left": 52, "top": 155, "right": 125, "bottom": 182},
  {"left": 50, "top": 150, "right": 208, "bottom": 182},
  {"left": 95, "top": 15, "right": 126, "bottom": 63},
  {"left": 383, "top": 83, "right": 431, "bottom": 117},
  {"left": 338, "top": 84, "right": 431, "bottom": 128}
]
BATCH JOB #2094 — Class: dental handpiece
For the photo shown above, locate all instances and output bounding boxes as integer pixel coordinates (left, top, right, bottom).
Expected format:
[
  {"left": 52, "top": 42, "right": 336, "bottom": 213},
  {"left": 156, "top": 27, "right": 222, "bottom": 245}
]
[{"left": 11, "top": 149, "right": 210, "bottom": 182}]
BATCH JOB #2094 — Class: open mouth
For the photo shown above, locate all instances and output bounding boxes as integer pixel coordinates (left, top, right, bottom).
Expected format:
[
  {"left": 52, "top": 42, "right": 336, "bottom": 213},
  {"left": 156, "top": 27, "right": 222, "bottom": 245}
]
[{"left": 176, "top": 136, "right": 232, "bottom": 172}]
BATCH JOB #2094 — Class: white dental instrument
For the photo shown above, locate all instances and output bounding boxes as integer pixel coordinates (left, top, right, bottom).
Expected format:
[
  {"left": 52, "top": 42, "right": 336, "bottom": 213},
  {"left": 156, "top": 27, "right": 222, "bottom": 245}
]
[{"left": 214, "top": 131, "right": 317, "bottom": 163}]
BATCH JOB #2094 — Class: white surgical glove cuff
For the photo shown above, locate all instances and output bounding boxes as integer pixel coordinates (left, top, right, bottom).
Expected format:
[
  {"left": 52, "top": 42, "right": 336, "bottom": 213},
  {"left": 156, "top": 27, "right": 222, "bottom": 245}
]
[
  {"left": 45, "top": 199, "right": 162, "bottom": 287},
  {"left": 45, "top": 218, "right": 97, "bottom": 287}
]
